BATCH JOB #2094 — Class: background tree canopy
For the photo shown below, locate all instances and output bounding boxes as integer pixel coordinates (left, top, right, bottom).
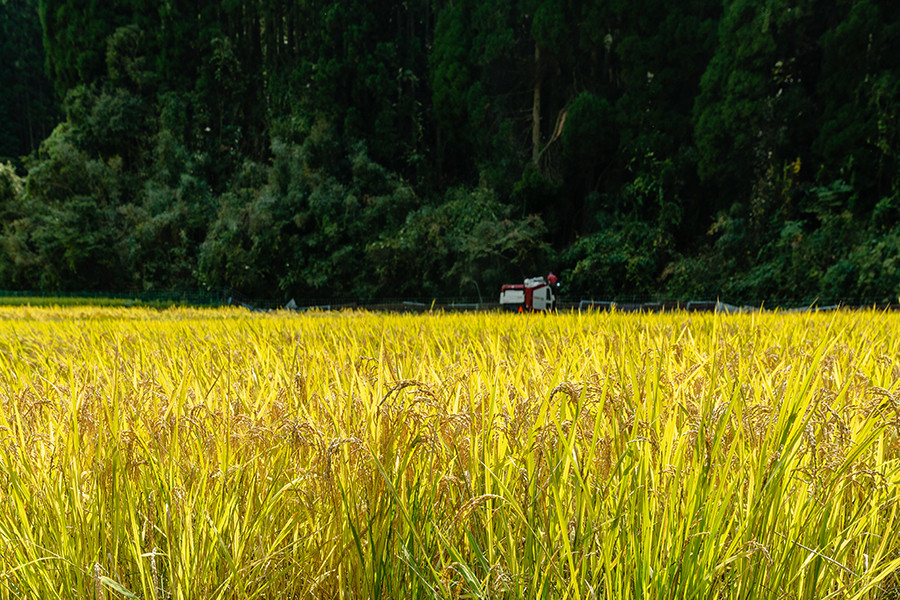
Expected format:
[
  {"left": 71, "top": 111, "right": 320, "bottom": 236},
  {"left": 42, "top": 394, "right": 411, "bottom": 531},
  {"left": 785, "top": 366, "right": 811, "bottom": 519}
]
[{"left": 2, "top": 0, "right": 900, "bottom": 304}]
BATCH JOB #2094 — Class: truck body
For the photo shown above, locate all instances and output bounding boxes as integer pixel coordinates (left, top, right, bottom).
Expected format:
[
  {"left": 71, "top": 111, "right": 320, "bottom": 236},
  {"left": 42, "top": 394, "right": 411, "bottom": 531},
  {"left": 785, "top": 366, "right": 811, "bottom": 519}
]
[{"left": 499, "top": 277, "right": 555, "bottom": 312}]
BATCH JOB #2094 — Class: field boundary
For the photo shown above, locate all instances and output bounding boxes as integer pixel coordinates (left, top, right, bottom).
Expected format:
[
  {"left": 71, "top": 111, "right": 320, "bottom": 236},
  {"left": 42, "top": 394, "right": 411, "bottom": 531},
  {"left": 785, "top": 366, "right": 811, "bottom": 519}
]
[{"left": 2, "top": 289, "right": 899, "bottom": 313}]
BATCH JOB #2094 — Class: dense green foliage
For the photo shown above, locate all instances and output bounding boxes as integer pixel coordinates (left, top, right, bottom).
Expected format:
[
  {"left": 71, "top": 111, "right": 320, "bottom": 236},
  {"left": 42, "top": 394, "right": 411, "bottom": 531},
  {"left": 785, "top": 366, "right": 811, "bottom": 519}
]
[
  {"left": 0, "top": 0, "right": 57, "bottom": 168},
  {"left": 2, "top": 0, "right": 900, "bottom": 303}
]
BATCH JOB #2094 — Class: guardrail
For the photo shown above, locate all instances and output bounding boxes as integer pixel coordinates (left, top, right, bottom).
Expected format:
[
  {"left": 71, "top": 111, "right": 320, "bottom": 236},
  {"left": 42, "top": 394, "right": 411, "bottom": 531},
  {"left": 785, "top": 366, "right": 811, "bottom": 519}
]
[{"left": 2, "top": 289, "right": 899, "bottom": 313}]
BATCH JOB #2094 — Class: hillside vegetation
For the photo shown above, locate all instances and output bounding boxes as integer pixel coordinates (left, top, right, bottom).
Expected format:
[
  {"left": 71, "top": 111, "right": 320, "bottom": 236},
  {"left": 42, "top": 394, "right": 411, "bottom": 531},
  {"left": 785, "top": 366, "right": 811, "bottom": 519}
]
[{"left": 1, "top": 0, "right": 900, "bottom": 303}]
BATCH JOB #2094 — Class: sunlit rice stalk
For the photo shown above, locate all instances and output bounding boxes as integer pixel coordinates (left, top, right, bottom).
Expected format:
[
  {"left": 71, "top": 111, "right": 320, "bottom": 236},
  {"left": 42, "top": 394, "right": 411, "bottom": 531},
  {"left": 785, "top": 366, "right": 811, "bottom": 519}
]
[{"left": 0, "top": 306, "right": 897, "bottom": 598}]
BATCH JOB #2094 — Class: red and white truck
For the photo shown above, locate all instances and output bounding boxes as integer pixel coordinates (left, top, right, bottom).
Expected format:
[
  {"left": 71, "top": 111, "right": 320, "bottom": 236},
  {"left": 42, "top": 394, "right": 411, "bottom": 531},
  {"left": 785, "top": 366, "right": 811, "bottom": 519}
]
[{"left": 499, "top": 276, "right": 557, "bottom": 312}]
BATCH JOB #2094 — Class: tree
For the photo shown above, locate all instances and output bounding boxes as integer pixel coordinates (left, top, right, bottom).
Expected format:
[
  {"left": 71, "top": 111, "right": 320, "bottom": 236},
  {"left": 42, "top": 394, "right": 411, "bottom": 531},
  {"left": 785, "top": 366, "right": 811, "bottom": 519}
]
[
  {"left": 0, "top": 0, "right": 58, "bottom": 165},
  {"left": 815, "top": 0, "right": 900, "bottom": 211},
  {"left": 695, "top": 0, "right": 831, "bottom": 208}
]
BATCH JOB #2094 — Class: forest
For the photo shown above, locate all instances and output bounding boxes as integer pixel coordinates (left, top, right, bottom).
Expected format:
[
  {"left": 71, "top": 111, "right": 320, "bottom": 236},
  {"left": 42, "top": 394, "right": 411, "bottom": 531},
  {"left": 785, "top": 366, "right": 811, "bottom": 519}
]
[{"left": 1, "top": 0, "right": 899, "bottom": 304}]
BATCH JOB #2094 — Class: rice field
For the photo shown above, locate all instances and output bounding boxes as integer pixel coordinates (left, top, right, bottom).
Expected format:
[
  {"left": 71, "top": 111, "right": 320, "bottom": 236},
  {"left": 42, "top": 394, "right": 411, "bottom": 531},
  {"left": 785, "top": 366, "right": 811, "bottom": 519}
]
[{"left": 0, "top": 306, "right": 898, "bottom": 599}]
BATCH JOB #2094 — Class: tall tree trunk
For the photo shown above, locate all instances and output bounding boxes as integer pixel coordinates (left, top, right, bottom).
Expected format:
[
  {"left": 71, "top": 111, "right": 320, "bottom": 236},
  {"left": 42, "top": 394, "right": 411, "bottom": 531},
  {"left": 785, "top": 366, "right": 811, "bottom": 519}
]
[
  {"left": 287, "top": 5, "right": 296, "bottom": 57},
  {"left": 532, "top": 42, "right": 542, "bottom": 167}
]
